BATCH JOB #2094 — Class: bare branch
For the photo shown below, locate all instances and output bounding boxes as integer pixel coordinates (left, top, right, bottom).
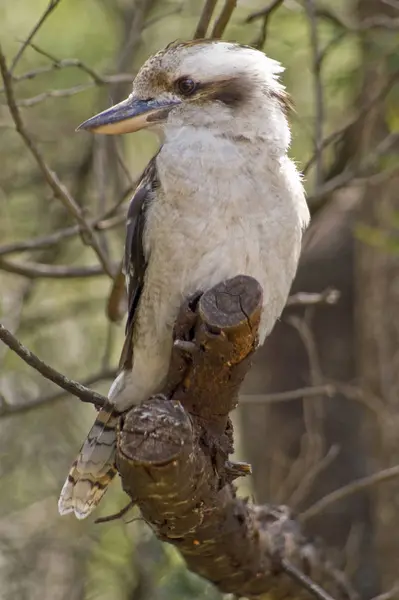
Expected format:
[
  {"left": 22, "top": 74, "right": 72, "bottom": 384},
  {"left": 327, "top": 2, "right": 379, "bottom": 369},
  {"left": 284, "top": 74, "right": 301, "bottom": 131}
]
[
  {"left": 281, "top": 559, "right": 338, "bottom": 600},
  {"left": 210, "top": 0, "right": 237, "bottom": 39},
  {"left": 0, "top": 257, "right": 114, "bottom": 279},
  {"left": 13, "top": 76, "right": 133, "bottom": 108},
  {"left": 305, "top": 0, "right": 324, "bottom": 191},
  {"left": 303, "top": 69, "right": 399, "bottom": 175},
  {"left": 240, "top": 384, "right": 337, "bottom": 404},
  {"left": 245, "top": 0, "right": 285, "bottom": 49},
  {"left": 9, "top": 0, "right": 62, "bottom": 73},
  {"left": 300, "top": 466, "right": 399, "bottom": 522},
  {"left": 144, "top": 6, "right": 184, "bottom": 30},
  {"left": 0, "top": 368, "right": 116, "bottom": 417},
  {"left": 94, "top": 501, "right": 135, "bottom": 524},
  {"left": 1, "top": 57, "right": 133, "bottom": 91},
  {"left": 245, "top": 0, "right": 285, "bottom": 23},
  {"left": 370, "top": 584, "right": 399, "bottom": 600},
  {"left": 0, "top": 213, "right": 125, "bottom": 258},
  {"left": 288, "top": 445, "right": 340, "bottom": 510},
  {"left": 317, "top": 7, "right": 399, "bottom": 31},
  {"left": 0, "top": 46, "right": 115, "bottom": 278},
  {"left": 381, "top": 0, "right": 399, "bottom": 10},
  {"left": 194, "top": 0, "right": 218, "bottom": 38},
  {"left": 0, "top": 323, "right": 108, "bottom": 410},
  {"left": 306, "top": 132, "right": 399, "bottom": 203},
  {"left": 287, "top": 288, "right": 341, "bottom": 307}
]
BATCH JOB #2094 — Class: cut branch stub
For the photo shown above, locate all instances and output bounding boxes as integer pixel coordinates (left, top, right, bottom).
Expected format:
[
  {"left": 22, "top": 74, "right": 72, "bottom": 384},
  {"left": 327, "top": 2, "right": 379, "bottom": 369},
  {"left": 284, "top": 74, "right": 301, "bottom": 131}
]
[{"left": 172, "top": 275, "right": 262, "bottom": 430}]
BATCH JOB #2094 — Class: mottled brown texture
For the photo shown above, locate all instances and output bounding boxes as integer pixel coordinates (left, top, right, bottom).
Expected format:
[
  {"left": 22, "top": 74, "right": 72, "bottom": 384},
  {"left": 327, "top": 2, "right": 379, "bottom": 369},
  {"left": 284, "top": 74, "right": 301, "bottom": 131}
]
[{"left": 116, "top": 276, "right": 355, "bottom": 600}]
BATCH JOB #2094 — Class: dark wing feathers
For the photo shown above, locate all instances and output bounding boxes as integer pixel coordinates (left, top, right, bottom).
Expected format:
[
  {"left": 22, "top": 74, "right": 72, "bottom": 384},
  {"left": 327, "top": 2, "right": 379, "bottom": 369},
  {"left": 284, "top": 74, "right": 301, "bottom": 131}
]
[{"left": 118, "top": 155, "right": 159, "bottom": 371}]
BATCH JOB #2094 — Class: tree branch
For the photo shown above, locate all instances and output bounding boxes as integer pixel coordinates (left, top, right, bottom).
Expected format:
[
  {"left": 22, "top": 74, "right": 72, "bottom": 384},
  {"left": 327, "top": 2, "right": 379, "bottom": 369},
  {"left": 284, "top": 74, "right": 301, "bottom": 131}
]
[
  {"left": 245, "top": 0, "right": 285, "bottom": 48},
  {"left": 305, "top": 0, "right": 324, "bottom": 191},
  {"left": 302, "top": 69, "right": 399, "bottom": 176},
  {"left": 0, "top": 367, "right": 115, "bottom": 417},
  {"left": 0, "top": 323, "right": 108, "bottom": 411},
  {"left": 9, "top": 0, "right": 63, "bottom": 73},
  {"left": 0, "top": 212, "right": 125, "bottom": 257},
  {"left": 210, "top": 0, "right": 237, "bottom": 39},
  {"left": 245, "top": 0, "right": 285, "bottom": 23},
  {"left": 116, "top": 276, "right": 355, "bottom": 600},
  {"left": 0, "top": 45, "right": 115, "bottom": 278},
  {"left": 286, "top": 288, "right": 340, "bottom": 306},
  {"left": 0, "top": 257, "right": 116, "bottom": 279},
  {"left": 239, "top": 384, "right": 337, "bottom": 404},
  {"left": 194, "top": 0, "right": 218, "bottom": 38},
  {"left": 300, "top": 465, "right": 399, "bottom": 523}
]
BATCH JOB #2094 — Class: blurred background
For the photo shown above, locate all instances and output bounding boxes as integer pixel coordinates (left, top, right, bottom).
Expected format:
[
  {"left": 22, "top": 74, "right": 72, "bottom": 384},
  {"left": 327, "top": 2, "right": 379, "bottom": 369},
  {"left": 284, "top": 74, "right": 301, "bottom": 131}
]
[{"left": 0, "top": 0, "right": 398, "bottom": 598}]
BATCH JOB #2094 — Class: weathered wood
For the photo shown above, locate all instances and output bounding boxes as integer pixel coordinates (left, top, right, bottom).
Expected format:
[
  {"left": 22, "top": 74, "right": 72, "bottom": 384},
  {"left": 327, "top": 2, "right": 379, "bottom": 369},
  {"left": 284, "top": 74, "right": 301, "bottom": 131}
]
[{"left": 116, "top": 276, "right": 354, "bottom": 600}]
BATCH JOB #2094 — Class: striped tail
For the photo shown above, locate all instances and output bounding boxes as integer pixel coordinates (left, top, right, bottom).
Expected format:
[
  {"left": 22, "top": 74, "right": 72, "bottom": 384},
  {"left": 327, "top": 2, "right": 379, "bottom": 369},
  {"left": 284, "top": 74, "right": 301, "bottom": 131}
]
[{"left": 58, "top": 408, "right": 119, "bottom": 519}]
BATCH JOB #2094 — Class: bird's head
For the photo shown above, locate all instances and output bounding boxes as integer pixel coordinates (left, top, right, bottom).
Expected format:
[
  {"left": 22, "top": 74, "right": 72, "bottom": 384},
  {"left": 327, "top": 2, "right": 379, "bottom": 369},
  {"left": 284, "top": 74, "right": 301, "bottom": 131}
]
[{"left": 78, "top": 40, "right": 292, "bottom": 152}]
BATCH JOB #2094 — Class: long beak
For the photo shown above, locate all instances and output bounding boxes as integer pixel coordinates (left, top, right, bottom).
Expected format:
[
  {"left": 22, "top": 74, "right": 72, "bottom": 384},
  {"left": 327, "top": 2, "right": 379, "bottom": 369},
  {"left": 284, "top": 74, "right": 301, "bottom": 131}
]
[{"left": 77, "top": 96, "right": 181, "bottom": 135}]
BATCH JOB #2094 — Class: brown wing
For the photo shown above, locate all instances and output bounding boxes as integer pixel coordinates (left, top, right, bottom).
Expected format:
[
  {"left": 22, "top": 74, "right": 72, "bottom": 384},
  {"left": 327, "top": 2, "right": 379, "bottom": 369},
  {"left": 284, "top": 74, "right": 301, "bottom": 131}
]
[{"left": 119, "top": 155, "right": 159, "bottom": 371}]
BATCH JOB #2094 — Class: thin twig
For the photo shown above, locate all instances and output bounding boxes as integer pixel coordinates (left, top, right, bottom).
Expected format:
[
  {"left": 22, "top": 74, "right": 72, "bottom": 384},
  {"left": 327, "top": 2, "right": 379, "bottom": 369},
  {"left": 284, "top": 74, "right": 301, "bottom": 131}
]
[
  {"left": 300, "top": 465, "right": 399, "bottom": 522},
  {"left": 1, "top": 58, "right": 133, "bottom": 91},
  {"left": 95, "top": 501, "right": 135, "bottom": 524},
  {"left": 0, "top": 324, "right": 108, "bottom": 410},
  {"left": 14, "top": 79, "right": 131, "bottom": 108},
  {"left": 370, "top": 584, "right": 399, "bottom": 600},
  {"left": 246, "top": 0, "right": 285, "bottom": 49},
  {"left": 303, "top": 69, "right": 399, "bottom": 175},
  {"left": 211, "top": 0, "right": 237, "bottom": 38},
  {"left": 0, "top": 368, "right": 116, "bottom": 417},
  {"left": 288, "top": 445, "right": 340, "bottom": 510},
  {"left": 306, "top": 132, "right": 399, "bottom": 204},
  {"left": 286, "top": 288, "right": 341, "bottom": 307},
  {"left": 144, "top": 5, "right": 184, "bottom": 30},
  {"left": 318, "top": 30, "right": 347, "bottom": 66},
  {"left": 0, "top": 46, "right": 115, "bottom": 278},
  {"left": 281, "top": 559, "right": 337, "bottom": 600},
  {"left": 284, "top": 314, "right": 326, "bottom": 508},
  {"left": 9, "top": 0, "right": 63, "bottom": 73},
  {"left": 381, "top": 0, "right": 399, "bottom": 10},
  {"left": 317, "top": 7, "right": 399, "bottom": 31},
  {"left": 194, "top": 0, "right": 218, "bottom": 38},
  {"left": 305, "top": 0, "right": 324, "bottom": 191},
  {"left": 0, "top": 257, "right": 115, "bottom": 279},
  {"left": 245, "top": 0, "right": 285, "bottom": 22},
  {"left": 0, "top": 213, "right": 125, "bottom": 257},
  {"left": 16, "top": 83, "right": 92, "bottom": 106},
  {"left": 239, "top": 384, "right": 336, "bottom": 404}
]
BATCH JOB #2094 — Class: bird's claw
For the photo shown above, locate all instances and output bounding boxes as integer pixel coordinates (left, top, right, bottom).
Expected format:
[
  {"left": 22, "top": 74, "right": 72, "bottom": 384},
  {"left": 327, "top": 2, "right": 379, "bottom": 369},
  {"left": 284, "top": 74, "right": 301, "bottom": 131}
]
[{"left": 173, "top": 339, "right": 197, "bottom": 356}]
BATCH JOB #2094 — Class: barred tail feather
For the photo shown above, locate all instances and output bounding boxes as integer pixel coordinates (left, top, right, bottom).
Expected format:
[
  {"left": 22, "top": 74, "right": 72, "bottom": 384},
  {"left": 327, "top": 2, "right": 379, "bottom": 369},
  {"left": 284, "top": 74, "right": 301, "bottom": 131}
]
[{"left": 58, "top": 408, "right": 119, "bottom": 519}]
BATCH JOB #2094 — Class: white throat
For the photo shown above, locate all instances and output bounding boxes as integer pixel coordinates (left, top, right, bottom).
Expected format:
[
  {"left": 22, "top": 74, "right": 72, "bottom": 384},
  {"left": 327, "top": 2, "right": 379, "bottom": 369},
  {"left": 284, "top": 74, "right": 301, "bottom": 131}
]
[{"left": 161, "top": 93, "right": 290, "bottom": 157}]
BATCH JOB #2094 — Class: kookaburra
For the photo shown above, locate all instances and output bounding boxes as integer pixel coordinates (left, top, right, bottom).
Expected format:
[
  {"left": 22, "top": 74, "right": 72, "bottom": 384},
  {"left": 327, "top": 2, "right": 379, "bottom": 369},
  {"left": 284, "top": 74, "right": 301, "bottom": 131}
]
[{"left": 58, "top": 40, "right": 310, "bottom": 519}]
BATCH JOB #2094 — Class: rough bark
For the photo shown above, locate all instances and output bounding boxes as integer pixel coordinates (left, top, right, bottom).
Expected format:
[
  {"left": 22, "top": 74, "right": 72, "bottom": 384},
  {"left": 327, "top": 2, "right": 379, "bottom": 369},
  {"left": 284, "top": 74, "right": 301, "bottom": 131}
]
[{"left": 116, "top": 276, "right": 355, "bottom": 600}]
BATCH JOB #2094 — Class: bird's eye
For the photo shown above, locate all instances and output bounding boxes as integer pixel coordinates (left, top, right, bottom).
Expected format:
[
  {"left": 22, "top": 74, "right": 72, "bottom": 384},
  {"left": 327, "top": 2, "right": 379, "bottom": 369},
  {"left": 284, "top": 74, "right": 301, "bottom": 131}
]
[{"left": 176, "top": 77, "right": 197, "bottom": 96}]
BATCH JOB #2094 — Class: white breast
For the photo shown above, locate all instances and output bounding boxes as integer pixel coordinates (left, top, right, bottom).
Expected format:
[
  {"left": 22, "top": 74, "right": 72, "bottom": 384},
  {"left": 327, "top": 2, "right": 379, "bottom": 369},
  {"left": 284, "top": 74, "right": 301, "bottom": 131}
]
[{"left": 111, "top": 128, "right": 309, "bottom": 410}]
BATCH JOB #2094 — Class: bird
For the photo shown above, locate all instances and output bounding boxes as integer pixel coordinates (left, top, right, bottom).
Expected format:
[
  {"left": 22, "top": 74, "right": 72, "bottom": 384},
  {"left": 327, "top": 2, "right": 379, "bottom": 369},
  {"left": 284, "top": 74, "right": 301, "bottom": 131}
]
[{"left": 58, "top": 39, "right": 310, "bottom": 519}]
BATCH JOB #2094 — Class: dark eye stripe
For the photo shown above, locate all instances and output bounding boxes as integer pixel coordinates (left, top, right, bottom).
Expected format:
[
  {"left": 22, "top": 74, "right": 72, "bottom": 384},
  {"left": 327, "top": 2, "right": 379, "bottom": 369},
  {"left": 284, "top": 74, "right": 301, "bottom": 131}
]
[{"left": 199, "top": 78, "right": 246, "bottom": 107}]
